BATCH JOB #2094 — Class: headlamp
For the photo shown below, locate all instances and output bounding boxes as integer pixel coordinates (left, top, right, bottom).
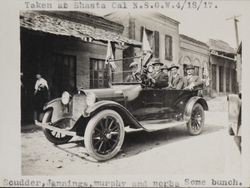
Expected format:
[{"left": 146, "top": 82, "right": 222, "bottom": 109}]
[{"left": 61, "top": 91, "right": 70, "bottom": 105}]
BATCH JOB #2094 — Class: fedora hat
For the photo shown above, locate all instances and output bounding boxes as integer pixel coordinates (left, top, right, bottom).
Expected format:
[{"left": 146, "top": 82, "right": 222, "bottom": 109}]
[
  {"left": 186, "top": 64, "right": 195, "bottom": 70},
  {"left": 168, "top": 63, "right": 179, "bottom": 70},
  {"left": 151, "top": 58, "right": 163, "bottom": 66},
  {"left": 129, "top": 61, "right": 139, "bottom": 68}
]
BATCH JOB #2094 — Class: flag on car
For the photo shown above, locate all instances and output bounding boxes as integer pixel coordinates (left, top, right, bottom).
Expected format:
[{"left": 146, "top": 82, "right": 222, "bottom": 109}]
[
  {"left": 141, "top": 27, "right": 153, "bottom": 66},
  {"left": 142, "top": 27, "right": 152, "bottom": 54},
  {"left": 105, "top": 40, "right": 117, "bottom": 70}
]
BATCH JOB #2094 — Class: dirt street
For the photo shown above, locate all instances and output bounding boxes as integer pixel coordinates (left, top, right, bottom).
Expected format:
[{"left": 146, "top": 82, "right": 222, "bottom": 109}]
[{"left": 21, "top": 96, "right": 241, "bottom": 175}]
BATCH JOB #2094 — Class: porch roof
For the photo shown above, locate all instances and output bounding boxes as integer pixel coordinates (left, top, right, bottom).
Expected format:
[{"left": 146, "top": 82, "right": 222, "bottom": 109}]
[
  {"left": 20, "top": 11, "right": 141, "bottom": 47},
  {"left": 208, "top": 39, "right": 236, "bottom": 55}
]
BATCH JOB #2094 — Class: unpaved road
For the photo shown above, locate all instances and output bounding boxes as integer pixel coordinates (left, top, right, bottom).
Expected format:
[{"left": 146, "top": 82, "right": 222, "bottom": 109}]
[{"left": 21, "top": 97, "right": 241, "bottom": 176}]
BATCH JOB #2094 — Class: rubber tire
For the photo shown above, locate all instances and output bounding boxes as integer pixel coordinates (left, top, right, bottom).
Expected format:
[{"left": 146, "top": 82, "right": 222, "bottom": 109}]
[
  {"left": 84, "top": 110, "right": 125, "bottom": 161},
  {"left": 43, "top": 111, "right": 73, "bottom": 145},
  {"left": 187, "top": 103, "right": 205, "bottom": 136}
]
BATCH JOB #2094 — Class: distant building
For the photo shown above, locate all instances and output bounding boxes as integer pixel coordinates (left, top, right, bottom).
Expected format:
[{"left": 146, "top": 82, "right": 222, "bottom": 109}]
[
  {"left": 105, "top": 12, "right": 180, "bottom": 80},
  {"left": 179, "top": 34, "right": 209, "bottom": 78},
  {"left": 20, "top": 11, "right": 140, "bottom": 123},
  {"left": 208, "top": 39, "right": 237, "bottom": 95}
]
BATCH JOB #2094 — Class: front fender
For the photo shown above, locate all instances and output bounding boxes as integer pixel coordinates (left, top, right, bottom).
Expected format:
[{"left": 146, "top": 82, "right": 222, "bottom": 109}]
[
  {"left": 84, "top": 100, "right": 122, "bottom": 116},
  {"left": 83, "top": 100, "right": 143, "bottom": 129},
  {"left": 184, "top": 96, "right": 208, "bottom": 121},
  {"left": 43, "top": 98, "right": 72, "bottom": 123}
]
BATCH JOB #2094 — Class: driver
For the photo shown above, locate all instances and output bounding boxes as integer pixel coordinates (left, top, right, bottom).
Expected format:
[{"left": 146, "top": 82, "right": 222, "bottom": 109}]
[
  {"left": 148, "top": 58, "right": 168, "bottom": 88},
  {"left": 183, "top": 64, "right": 203, "bottom": 90},
  {"left": 125, "top": 61, "right": 140, "bottom": 82}
]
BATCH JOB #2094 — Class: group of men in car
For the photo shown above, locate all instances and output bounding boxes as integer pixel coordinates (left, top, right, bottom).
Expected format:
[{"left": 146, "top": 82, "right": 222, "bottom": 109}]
[{"left": 125, "top": 58, "right": 203, "bottom": 90}]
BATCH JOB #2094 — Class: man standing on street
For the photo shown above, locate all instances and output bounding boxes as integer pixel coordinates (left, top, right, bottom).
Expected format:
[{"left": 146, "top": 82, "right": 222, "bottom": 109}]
[
  {"left": 33, "top": 73, "right": 49, "bottom": 123},
  {"left": 168, "top": 63, "right": 183, "bottom": 90},
  {"left": 183, "top": 64, "right": 203, "bottom": 90}
]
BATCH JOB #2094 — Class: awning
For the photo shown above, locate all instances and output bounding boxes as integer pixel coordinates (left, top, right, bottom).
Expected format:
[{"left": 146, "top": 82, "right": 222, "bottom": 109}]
[
  {"left": 20, "top": 11, "right": 141, "bottom": 47},
  {"left": 208, "top": 39, "right": 236, "bottom": 55}
]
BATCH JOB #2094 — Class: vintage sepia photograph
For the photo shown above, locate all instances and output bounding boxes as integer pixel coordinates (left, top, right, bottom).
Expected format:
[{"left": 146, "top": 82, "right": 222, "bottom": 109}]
[
  {"left": 1, "top": 0, "right": 249, "bottom": 187},
  {"left": 20, "top": 9, "right": 243, "bottom": 177}
]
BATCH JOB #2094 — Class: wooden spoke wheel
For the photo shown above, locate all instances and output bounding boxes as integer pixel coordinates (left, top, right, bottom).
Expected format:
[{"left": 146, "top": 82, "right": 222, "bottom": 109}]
[
  {"left": 84, "top": 110, "right": 125, "bottom": 161},
  {"left": 43, "top": 111, "right": 73, "bottom": 145},
  {"left": 187, "top": 103, "right": 205, "bottom": 135}
]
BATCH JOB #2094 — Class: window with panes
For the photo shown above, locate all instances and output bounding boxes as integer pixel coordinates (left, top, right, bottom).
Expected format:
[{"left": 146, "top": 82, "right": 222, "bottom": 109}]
[{"left": 90, "top": 58, "right": 110, "bottom": 88}]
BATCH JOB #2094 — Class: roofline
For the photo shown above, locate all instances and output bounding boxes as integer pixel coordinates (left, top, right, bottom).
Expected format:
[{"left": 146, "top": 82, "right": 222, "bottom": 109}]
[
  {"left": 20, "top": 11, "right": 142, "bottom": 47},
  {"left": 180, "top": 34, "right": 208, "bottom": 47},
  {"left": 152, "top": 12, "right": 180, "bottom": 25},
  {"left": 105, "top": 11, "right": 180, "bottom": 25},
  {"left": 38, "top": 11, "right": 124, "bottom": 33},
  {"left": 208, "top": 38, "right": 236, "bottom": 54}
]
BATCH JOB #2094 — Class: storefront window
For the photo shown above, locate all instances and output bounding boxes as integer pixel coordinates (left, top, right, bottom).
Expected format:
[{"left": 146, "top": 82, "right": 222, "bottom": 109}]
[{"left": 90, "top": 58, "right": 109, "bottom": 88}]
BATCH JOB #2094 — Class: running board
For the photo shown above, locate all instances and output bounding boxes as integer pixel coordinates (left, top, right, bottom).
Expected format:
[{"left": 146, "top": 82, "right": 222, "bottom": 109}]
[
  {"left": 35, "top": 122, "right": 78, "bottom": 137},
  {"left": 139, "top": 119, "right": 187, "bottom": 132}
]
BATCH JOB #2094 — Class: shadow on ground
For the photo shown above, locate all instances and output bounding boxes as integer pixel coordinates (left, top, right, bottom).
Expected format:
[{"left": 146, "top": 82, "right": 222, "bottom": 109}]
[{"left": 51, "top": 123, "right": 224, "bottom": 162}]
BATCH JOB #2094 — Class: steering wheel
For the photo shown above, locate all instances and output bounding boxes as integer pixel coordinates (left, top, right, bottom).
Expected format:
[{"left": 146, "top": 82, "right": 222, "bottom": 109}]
[{"left": 134, "top": 72, "right": 142, "bottom": 82}]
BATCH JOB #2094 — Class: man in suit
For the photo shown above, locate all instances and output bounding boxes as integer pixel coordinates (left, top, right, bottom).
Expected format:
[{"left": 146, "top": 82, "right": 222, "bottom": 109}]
[
  {"left": 168, "top": 63, "right": 183, "bottom": 89},
  {"left": 149, "top": 58, "right": 168, "bottom": 88},
  {"left": 183, "top": 64, "right": 203, "bottom": 90}
]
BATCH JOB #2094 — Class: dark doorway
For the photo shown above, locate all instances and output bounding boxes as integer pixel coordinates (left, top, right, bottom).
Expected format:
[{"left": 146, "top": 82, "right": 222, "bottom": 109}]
[
  {"left": 212, "top": 64, "right": 217, "bottom": 91},
  {"left": 51, "top": 54, "right": 77, "bottom": 98},
  {"left": 219, "top": 66, "right": 224, "bottom": 92}
]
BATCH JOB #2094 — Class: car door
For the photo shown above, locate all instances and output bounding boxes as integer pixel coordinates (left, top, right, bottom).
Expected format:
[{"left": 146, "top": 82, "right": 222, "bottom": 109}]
[{"left": 125, "top": 88, "right": 162, "bottom": 121}]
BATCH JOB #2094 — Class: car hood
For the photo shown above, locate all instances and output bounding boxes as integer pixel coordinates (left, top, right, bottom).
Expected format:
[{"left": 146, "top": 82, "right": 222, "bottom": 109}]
[{"left": 83, "top": 84, "right": 142, "bottom": 101}]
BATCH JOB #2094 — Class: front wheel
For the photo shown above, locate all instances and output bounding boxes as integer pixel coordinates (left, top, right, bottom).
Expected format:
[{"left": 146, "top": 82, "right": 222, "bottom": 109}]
[
  {"left": 187, "top": 103, "right": 205, "bottom": 135},
  {"left": 43, "top": 111, "right": 73, "bottom": 145},
  {"left": 84, "top": 110, "right": 125, "bottom": 161}
]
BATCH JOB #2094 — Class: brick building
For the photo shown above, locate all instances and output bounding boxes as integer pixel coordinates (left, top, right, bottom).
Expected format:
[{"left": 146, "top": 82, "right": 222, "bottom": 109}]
[
  {"left": 20, "top": 11, "right": 140, "bottom": 123},
  {"left": 105, "top": 12, "right": 180, "bottom": 79}
]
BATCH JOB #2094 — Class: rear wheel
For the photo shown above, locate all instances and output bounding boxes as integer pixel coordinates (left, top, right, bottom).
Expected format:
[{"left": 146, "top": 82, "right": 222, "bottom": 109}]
[
  {"left": 187, "top": 103, "right": 205, "bottom": 135},
  {"left": 43, "top": 111, "right": 73, "bottom": 145},
  {"left": 84, "top": 110, "right": 125, "bottom": 161}
]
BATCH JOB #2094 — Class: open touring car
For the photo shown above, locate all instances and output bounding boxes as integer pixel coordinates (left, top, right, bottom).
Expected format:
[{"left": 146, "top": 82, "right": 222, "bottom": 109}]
[{"left": 35, "top": 55, "right": 208, "bottom": 161}]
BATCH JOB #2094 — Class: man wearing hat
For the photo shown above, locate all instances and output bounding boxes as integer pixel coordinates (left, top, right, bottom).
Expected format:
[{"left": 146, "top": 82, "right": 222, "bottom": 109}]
[
  {"left": 148, "top": 58, "right": 168, "bottom": 88},
  {"left": 168, "top": 63, "right": 184, "bottom": 90},
  {"left": 125, "top": 61, "right": 140, "bottom": 82},
  {"left": 183, "top": 64, "right": 203, "bottom": 90}
]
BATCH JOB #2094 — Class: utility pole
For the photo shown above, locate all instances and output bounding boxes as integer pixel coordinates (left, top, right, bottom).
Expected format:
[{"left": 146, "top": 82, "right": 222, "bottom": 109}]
[{"left": 226, "top": 15, "right": 240, "bottom": 48}]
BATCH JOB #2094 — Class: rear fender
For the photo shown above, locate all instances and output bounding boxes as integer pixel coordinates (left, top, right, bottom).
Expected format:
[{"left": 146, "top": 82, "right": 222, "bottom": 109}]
[{"left": 184, "top": 97, "right": 208, "bottom": 121}]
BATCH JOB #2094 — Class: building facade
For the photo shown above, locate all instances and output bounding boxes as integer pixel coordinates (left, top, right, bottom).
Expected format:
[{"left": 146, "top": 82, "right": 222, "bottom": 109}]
[
  {"left": 105, "top": 12, "right": 180, "bottom": 79},
  {"left": 20, "top": 11, "right": 140, "bottom": 123},
  {"left": 208, "top": 39, "right": 237, "bottom": 96},
  {"left": 179, "top": 34, "right": 209, "bottom": 78}
]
